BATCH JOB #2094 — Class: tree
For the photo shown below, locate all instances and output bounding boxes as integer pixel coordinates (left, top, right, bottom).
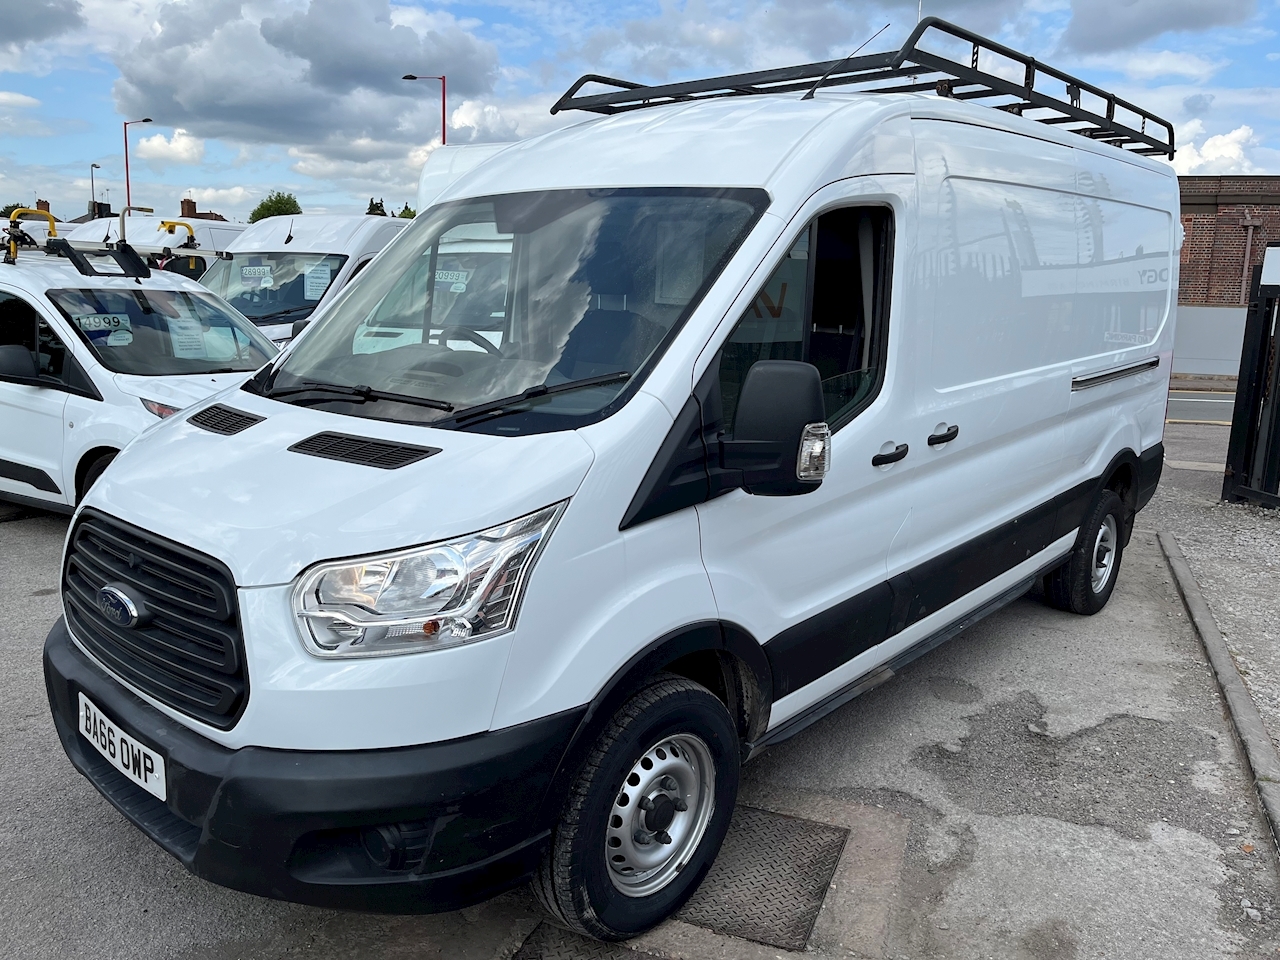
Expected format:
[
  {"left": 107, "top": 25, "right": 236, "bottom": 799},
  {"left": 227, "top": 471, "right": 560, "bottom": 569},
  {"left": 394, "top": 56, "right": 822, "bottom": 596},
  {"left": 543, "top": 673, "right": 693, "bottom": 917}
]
[
  {"left": 366, "top": 197, "right": 387, "bottom": 216},
  {"left": 0, "top": 202, "right": 23, "bottom": 218},
  {"left": 248, "top": 191, "right": 302, "bottom": 223},
  {"left": 397, "top": 202, "right": 415, "bottom": 219}
]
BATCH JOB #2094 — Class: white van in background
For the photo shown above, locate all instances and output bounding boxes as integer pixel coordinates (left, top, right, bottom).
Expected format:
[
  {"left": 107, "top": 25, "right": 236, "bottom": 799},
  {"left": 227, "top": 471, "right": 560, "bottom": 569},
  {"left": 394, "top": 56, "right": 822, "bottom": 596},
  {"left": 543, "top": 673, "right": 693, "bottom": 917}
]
[
  {"left": 0, "top": 214, "right": 275, "bottom": 511},
  {"left": 43, "top": 19, "right": 1180, "bottom": 943},
  {"left": 200, "top": 215, "right": 409, "bottom": 345},
  {"left": 65, "top": 216, "right": 247, "bottom": 281}
]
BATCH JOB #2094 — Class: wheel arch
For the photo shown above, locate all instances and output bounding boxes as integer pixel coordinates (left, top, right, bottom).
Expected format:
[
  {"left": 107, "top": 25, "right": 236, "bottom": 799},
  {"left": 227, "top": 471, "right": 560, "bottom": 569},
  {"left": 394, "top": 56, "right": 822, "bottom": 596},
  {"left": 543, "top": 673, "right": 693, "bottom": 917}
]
[
  {"left": 1097, "top": 447, "right": 1141, "bottom": 543},
  {"left": 74, "top": 445, "right": 119, "bottom": 502},
  {"left": 535, "top": 620, "right": 771, "bottom": 830}
]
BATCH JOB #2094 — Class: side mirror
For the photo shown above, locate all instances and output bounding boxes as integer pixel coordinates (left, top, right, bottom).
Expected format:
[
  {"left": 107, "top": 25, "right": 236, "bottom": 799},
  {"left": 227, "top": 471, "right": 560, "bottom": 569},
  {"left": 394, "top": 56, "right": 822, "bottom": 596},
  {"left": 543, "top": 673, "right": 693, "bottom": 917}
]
[
  {"left": 0, "top": 344, "right": 39, "bottom": 381},
  {"left": 720, "top": 360, "right": 829, "bottom": 496},
  {"left": 291, "top": 318, "right": 311, "bottom": 340}
]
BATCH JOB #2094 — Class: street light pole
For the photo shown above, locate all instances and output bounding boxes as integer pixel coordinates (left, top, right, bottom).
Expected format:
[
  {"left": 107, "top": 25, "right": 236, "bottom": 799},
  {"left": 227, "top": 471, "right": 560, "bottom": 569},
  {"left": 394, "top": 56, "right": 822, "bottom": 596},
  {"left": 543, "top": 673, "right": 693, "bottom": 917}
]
[
  {"left": 402, "top": 75, "right": 447, "bottom": 145},
  {"left": 89, "top": 163, "right": 100, "bottom": 216},
  {"left": 123, "top": 118, "right": 152, "bottom": 214}
]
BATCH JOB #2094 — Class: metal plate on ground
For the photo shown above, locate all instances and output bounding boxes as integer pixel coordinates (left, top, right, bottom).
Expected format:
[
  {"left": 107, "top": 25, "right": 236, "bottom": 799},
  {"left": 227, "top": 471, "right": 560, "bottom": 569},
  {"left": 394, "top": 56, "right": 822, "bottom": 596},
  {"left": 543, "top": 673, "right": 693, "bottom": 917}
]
[
  {"left": 677, "top": 805, "right": 849, "bottom": 950},
  {"left": 512, "top": 922, "right": 643, "bottom": 960}
]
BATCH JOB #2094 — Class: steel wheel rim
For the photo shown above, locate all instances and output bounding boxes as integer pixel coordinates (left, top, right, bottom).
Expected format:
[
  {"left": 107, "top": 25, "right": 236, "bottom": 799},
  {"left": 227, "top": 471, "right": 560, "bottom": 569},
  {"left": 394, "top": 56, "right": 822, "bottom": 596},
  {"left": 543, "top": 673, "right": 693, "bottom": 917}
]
[
  {"left": 1091, "top": 514, "right": 1117, "bottom": 593},
  {"left": 605, "top": 733, "right": 716, "bottom": 898}
]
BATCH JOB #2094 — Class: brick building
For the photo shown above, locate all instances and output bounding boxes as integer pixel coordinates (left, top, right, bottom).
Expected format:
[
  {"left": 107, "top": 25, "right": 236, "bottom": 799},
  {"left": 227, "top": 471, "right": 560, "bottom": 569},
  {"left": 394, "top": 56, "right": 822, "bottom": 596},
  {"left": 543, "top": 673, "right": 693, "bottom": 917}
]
[
  {"left": 1173, "top": 177, "right": 1280, "bottom": 378},
  {"left": 1180, "top": 176, "right": 1280, "bottom": 307}
]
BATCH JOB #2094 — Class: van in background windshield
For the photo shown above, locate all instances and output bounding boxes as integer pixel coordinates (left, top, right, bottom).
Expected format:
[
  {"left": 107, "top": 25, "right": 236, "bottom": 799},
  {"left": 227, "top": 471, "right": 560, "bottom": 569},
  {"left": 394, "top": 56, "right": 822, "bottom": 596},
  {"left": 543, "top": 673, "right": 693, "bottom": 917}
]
[{"left": 201, "top": 215, "right": 408, "bottom": 345}]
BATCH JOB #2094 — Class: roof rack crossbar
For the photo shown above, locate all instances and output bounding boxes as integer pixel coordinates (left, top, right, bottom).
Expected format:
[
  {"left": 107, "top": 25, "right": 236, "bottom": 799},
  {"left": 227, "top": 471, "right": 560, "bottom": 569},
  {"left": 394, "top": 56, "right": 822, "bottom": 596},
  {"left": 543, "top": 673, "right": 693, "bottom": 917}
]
[
  {"left": 45, "top": 237, "right": 152, "bottom": 279},
  {"left": 551, "top": 17, "right": 1174, "bottom": 158}
]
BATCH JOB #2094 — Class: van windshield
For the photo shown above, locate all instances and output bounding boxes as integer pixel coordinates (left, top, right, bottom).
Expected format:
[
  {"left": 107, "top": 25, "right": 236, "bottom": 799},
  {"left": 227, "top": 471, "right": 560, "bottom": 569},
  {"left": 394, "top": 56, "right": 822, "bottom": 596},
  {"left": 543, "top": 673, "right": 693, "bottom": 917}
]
[
  {"left": 201, "top": 253, "right": 348, "bottom": 326},
  {"left": 261, "top": 188, "right": 768, "bottom": 433},
  {"left": 47, "top": 287, "right": 277, "bottom": 376}
]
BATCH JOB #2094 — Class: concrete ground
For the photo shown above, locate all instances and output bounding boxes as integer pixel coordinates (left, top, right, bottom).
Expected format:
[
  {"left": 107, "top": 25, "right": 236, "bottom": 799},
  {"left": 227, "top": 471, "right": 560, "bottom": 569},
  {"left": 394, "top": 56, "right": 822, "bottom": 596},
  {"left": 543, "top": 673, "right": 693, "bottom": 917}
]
[
  {"left": 1145, "top": 423, "right": 1280, "bottom": 754},
  {"left": 1, "top": 491, "right": 1277, "bottom": 958}
]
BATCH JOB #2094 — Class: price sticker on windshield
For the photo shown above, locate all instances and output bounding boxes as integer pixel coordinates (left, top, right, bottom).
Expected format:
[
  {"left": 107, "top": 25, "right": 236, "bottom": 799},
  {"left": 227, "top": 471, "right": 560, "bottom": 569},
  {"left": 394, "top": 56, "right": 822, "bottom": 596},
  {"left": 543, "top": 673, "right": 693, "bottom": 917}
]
[
  {"left": 73, "top": 314, "right": 131, "bottom": 333},
  {"left": 240, "top": 266, "right": 272, "bottom": 278},
  {"left": 435, "top": 269, "right": 470, "bottom": 284}
]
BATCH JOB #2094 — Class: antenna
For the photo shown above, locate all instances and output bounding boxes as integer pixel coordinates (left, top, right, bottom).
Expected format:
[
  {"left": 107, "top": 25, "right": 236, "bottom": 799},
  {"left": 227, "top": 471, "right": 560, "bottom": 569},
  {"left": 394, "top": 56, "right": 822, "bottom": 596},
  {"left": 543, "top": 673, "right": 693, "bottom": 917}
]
[
  {"left": 284, "top": 219, "right": 295, "bottom": 244},
  {"left": 801, "top": 23, "right": 891, "bottom": 101}
]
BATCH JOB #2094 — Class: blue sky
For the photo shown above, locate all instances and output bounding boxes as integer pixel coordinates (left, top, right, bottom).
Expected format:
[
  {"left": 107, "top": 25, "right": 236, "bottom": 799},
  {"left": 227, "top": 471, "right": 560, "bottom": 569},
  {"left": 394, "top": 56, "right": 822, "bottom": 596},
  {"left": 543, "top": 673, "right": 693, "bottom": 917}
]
[{"left": 1, "top": 0, "right": 1277, "bottom": 223}]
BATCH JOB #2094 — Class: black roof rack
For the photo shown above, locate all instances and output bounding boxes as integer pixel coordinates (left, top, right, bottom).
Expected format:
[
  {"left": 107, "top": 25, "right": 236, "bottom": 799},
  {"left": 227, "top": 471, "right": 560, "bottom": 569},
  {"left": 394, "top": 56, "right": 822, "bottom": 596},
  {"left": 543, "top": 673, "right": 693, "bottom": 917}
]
[
  {"left": 46, "top": 238, "right": 152, "bottom": 279},
  {"left": 550, "top": 17, "right": 1174, "bottom": 159}
]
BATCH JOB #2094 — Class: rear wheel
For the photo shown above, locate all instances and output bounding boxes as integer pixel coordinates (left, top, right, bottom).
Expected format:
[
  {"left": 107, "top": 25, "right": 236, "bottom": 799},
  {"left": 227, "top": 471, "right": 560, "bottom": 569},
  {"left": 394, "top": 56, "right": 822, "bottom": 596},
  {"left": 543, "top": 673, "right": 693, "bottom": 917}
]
[
  {"left": 534, "top": 674, "right": 739, "bottom": 941},
  {"left": 1044, "top": 488, "right": 1125, "bottom": 615}
]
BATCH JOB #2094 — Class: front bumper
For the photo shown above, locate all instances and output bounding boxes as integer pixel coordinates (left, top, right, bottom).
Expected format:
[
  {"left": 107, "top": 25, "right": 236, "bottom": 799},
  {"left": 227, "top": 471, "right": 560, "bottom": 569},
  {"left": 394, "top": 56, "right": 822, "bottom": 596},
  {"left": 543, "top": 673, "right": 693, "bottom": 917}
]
[{"left": 44, "top": 618, "right": 584, "bottom": 912}]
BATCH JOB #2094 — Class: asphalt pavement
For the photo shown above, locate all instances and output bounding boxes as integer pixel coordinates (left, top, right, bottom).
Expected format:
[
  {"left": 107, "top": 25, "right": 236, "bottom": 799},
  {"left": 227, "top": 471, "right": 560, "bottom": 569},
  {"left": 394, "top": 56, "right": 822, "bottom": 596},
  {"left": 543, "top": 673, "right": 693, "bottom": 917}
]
[
  {"left": 1166, "top": 390, "right": 1235, "bottom": 425},
  {"left": 1, "top": 502, "right": 1277, "bottom": 959}
]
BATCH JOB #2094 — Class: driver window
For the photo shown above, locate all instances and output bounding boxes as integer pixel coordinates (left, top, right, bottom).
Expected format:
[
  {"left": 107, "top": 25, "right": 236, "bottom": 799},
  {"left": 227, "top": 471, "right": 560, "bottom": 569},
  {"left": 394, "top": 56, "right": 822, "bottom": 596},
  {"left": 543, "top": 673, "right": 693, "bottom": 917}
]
[
  {"left": 0, "top": 293, "right": 38, "bottom": 361},
  {"left": 717, "top": 206, "right": 892, "bottom": 432}
]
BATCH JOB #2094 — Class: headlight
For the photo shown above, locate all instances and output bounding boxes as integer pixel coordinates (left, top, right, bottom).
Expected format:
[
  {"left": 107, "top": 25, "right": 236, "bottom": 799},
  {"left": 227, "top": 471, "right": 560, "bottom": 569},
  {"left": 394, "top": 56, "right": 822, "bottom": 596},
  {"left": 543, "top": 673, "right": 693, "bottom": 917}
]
[{"left": 293, "top": 502, "right": 565, "bottom": 658}]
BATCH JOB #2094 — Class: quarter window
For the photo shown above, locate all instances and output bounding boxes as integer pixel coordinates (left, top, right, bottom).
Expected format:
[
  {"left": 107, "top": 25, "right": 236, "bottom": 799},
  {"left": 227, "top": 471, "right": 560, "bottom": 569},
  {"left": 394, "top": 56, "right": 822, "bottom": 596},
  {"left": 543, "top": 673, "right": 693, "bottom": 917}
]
[{"left": 717, "top": 207, "right": 892, "bottom": 432}]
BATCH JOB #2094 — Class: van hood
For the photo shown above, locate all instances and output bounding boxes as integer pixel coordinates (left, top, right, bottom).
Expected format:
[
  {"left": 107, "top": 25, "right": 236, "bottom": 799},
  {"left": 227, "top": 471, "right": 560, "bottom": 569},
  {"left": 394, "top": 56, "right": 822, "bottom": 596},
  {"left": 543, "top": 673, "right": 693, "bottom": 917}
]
[
  {"left": 112, "top": 371, "right": 254, "bottom": 410},
  {"left": 84, "top": 392, "right": 596, "bottom": 586}
]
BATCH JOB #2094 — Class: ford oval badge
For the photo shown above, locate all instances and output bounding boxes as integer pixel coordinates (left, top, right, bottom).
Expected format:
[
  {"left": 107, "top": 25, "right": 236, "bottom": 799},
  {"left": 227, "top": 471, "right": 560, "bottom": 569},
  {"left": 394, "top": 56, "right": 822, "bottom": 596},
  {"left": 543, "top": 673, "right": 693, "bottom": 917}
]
[{"left": 97, "top": 584, "right": 140, "bottom": 629}]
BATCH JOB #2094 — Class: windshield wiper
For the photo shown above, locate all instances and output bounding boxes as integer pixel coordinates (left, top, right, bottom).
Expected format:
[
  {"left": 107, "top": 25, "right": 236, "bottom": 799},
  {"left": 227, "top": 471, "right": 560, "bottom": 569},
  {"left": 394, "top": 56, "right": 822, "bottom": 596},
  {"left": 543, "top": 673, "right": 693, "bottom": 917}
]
[
  {"left": 251, "top": 304, "right": 313, "bottom": 322},
  {"left": 267, "top": 380, "right": 454, "bottom": 412},
  {"left": 450, "top": 371, "right": 631, "bottom": 425}
]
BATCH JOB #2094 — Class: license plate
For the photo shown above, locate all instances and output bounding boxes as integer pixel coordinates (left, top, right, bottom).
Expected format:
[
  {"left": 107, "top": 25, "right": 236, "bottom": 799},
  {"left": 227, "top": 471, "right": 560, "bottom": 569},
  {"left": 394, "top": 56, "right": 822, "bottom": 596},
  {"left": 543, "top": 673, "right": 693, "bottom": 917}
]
[{"left": 78, "top": 692, "right": 167, "bottom": 801}]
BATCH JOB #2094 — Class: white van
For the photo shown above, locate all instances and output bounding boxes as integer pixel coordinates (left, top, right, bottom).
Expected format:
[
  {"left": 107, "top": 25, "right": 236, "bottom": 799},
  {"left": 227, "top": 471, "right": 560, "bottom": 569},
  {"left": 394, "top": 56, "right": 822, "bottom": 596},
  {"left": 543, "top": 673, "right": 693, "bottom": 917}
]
[
  {"left": 65, "top": 216, "right": 247, "bottom": 281},
  {"left": 0, "top": 213, "right": 276, "bottom": 511},
  {"left": 199, "top": 214, "right": 409, "bottom": 345},
  {"left": 43, "top": 21, "right": 1178, "bottom": 941}
]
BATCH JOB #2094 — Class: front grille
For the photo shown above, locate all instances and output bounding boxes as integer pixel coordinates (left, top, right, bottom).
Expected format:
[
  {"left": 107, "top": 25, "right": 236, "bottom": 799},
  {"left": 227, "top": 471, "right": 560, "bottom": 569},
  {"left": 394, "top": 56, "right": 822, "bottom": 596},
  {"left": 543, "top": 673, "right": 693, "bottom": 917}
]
[
  {"left": 62, "top": 511, "right": 248, "bottom": 729},
  {"left": 288, "top": 432, "right": 440, "bottom": 469},
  {"left": 189, "top": 404, "right": 264, "bottom": 435}
]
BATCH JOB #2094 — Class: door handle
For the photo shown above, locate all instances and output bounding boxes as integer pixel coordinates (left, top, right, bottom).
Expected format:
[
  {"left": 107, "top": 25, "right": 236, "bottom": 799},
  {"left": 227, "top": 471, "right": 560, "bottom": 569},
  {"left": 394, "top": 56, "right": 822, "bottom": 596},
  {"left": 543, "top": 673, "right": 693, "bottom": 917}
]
[
  {"left": 871, "top": 443, "right": 909, "bottom": 466},
  {"left": 927, "top": 424, "right": 960, "bottom": 446}
]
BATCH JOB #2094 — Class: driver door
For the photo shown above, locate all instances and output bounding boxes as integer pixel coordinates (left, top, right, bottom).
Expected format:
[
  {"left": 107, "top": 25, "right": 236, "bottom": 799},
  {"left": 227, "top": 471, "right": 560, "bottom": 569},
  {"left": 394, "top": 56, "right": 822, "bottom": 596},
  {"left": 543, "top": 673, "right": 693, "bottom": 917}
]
[
  {"left": 0, "top": 290, "right": 69, "bottom": 504},
  {"left": 696, "top": 191, "right": 923, "bottom": 727}
]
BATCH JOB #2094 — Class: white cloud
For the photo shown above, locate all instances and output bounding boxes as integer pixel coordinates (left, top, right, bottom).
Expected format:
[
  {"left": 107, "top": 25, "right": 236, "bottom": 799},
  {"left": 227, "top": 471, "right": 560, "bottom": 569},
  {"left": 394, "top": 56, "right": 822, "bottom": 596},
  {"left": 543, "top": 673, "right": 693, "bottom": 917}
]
[
  {"left": 184, "top": 185, "right": 256, "bottom": 208},
  {"left": 0, "top": 91, "right": 41, "bottom": 108},
  {"left": 1110, "top": 51, "right": 1226, "bottom": 83},
  {"left": 1063, "top": 0, "right": 1255, "bottom": 53},
  {"left": 1171, "top": 123, "right": 1260, "bottom": 174},
  {"left": 136, "top": 128, "right": 205, "bottom": 165}
]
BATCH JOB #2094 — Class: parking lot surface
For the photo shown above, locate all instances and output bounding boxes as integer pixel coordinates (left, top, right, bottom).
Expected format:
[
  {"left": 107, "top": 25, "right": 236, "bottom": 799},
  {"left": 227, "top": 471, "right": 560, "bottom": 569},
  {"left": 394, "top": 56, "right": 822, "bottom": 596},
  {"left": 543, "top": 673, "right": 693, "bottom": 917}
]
[{"left": 1, "top": 506, "right": 1277, "bottom": 959}]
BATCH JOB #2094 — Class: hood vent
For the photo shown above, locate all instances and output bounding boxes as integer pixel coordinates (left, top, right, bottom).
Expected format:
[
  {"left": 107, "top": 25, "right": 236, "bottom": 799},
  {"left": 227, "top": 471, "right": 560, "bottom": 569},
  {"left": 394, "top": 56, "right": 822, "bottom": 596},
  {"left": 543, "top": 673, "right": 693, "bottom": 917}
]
[
  {"left": 189, "top": 404, "right": 265, "bottom": 436},
  {"left": 288, "top": 432, "right": 441, "bottom": 469}
]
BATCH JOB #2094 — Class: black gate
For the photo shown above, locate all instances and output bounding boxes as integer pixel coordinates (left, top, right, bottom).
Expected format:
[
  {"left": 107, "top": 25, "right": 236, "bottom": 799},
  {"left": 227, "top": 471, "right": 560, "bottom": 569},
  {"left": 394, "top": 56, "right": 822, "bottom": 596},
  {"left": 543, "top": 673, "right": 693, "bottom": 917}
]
[{"left": 1223, "top": 244, "right": 1280, "bottom": 507}]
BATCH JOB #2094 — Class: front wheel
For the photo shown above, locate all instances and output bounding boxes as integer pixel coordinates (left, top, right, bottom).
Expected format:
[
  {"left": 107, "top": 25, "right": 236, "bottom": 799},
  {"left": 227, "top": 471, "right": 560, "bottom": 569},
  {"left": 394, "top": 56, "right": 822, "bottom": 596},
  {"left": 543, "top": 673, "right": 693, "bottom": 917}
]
[
  {"left": 1044, "top": 488, "right": 1125, "bottom": 615},
  {"left": 534, "top": 675, "right": 740, "bottom": 941}
]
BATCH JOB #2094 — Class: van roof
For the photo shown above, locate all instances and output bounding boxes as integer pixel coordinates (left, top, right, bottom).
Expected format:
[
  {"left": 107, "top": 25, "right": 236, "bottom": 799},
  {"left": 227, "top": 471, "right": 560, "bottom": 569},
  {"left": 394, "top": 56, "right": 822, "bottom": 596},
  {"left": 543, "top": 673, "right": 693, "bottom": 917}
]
[
  {"left": 226, "top": 214, "right": 407, "bottom": 254},
  {"left": 0, "top": 247, "right": 214, "bottom": 297},
  {"left": 440, "top": 87, "right": 1174, "bottom": 214},
  {"left": 63, "top": 217, "right": 245, "bottom": 256}
]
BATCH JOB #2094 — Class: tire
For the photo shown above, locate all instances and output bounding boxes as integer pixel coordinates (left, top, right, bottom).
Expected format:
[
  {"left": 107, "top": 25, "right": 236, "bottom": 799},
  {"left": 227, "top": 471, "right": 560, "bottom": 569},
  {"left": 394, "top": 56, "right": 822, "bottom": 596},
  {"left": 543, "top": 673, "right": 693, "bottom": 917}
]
[
  {"left": 534, "top": 674, "right": 740, "bottom": 941},
  {"left": 77, "top": 452, "right": 116, "bottom": 505},
  {"left": 1044, "top": 489, "right": 1125, "bottom": 615}
]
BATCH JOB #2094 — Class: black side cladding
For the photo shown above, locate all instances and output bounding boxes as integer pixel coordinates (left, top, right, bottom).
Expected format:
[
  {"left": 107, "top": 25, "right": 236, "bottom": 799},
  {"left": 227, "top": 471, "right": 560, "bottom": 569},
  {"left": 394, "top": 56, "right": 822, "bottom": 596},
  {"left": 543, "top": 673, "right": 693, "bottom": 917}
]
[
  {"left": 764, "top": 477, "right": 1097, "bottom": 700},
  {"left": 0, "top": 457, "right": 60, "bottom": 494}
]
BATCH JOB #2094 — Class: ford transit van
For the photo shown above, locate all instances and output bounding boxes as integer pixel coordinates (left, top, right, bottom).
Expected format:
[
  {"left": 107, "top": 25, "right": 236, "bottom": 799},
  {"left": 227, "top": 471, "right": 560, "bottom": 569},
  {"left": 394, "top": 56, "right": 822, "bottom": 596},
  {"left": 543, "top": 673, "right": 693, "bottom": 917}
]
[
  {"left": 43, "top": 20, "right": 1179, "bottom": 942},
  {"left": 200, "top": 214, "right": 409, "bottom": 345},
  {"left": 0, "top": 211, "right": 276, "bottom": 512}
]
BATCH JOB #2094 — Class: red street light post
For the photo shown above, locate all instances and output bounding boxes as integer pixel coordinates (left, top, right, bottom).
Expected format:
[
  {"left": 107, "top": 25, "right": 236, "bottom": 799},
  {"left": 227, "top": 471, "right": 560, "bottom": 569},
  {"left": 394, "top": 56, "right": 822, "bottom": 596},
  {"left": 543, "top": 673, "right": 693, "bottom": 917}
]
[
  {"left": 402, "top": 74, "right": 447, "bottom": 145},
  {"left": 123, "top": 117, "right": 152, "bottom": 214}
]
